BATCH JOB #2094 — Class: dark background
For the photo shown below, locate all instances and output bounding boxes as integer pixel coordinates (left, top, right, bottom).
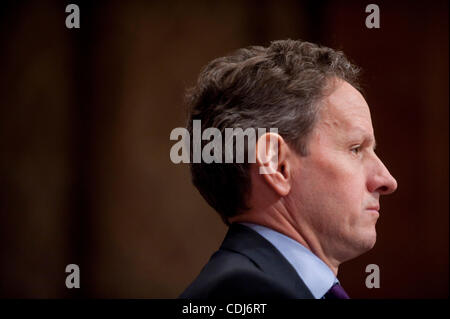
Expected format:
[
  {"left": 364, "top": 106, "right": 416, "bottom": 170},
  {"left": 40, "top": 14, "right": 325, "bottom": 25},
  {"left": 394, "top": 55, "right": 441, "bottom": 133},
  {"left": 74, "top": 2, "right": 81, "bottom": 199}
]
[{"left": 0, "top": 0, "right": 448, "bottom": 298}]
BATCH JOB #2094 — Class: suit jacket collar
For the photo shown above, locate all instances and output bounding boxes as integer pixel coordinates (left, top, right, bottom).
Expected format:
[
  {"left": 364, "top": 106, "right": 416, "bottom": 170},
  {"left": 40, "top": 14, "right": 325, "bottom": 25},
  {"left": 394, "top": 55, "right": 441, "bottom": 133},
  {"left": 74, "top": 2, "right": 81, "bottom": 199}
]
[{"left": 219, "top": 223, "right": 315, "bottom": 299}]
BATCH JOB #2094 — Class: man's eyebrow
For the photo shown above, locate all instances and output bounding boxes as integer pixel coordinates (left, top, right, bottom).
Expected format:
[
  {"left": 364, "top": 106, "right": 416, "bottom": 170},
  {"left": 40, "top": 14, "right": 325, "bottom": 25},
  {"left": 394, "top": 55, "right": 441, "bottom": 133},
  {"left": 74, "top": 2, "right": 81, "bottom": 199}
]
[
  {"left": 364, "top": 134, "right": 376, "bottom": 150},
  {"left": 349, "top": 126, "right": 377, "bottom": 149}
]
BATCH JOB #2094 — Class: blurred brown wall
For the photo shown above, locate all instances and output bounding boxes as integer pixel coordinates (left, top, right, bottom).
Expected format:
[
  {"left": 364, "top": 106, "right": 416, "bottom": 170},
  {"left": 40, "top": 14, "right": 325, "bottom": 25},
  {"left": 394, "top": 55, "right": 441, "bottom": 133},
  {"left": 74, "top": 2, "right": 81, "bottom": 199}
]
[{"left": 0, "top": 0, "right": 448, "bottom": 298}]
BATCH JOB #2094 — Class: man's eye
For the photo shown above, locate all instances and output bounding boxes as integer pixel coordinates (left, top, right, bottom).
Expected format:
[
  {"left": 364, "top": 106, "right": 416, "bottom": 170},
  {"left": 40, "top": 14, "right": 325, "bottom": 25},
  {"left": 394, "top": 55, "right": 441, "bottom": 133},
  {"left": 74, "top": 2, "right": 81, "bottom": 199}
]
[{"left": 351, "top": 146, "right": 361, "bottom": 154}]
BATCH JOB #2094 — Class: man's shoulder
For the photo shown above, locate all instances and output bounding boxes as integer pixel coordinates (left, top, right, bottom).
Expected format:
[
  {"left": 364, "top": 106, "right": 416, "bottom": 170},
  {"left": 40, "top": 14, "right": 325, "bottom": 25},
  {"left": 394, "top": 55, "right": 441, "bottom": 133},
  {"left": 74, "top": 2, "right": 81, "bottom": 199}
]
[
  {"left": 179, "top": 224, "right": 314, "bottom": 299},
  {"left": 179, "top": 248, "right": 295, "bottom": 299}
]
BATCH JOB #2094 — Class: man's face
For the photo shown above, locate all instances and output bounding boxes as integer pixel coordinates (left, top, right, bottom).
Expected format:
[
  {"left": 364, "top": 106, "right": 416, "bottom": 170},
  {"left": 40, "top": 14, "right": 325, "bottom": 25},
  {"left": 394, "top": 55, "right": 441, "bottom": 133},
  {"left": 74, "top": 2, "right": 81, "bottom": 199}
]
[{"left": 289, "top": 80, "right": 397, "bottom": 263}]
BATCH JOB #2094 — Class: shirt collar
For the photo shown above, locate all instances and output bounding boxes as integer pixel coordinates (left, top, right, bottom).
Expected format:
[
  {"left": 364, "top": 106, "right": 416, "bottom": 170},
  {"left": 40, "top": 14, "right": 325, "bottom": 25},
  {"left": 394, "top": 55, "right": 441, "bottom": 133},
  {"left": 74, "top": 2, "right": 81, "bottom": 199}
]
[{"left": 240, "top": 222, "right": 338, "bottom": 299}]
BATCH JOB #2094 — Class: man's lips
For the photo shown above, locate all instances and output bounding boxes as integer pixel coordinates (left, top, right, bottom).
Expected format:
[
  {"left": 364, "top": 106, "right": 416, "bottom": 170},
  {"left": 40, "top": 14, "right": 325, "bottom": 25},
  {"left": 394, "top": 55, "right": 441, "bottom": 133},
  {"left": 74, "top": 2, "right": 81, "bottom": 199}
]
[{"left": 366, "top": 205, "right": 380, "bottom": 213}]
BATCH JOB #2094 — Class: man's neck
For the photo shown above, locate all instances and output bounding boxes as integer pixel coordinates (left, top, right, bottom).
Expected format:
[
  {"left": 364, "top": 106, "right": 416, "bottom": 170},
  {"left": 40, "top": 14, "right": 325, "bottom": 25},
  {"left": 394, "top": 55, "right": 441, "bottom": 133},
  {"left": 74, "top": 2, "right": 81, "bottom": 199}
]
[{"left": 229, "top": 208, "right": 340, "bottom": 276}]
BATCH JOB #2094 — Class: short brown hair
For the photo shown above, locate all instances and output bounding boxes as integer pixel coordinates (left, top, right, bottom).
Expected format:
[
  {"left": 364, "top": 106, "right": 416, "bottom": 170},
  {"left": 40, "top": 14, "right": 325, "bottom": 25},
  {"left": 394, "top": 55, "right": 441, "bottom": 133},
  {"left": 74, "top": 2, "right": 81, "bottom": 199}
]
[{"left": 186, "top": 39, "right": 360, "bottom": 224}]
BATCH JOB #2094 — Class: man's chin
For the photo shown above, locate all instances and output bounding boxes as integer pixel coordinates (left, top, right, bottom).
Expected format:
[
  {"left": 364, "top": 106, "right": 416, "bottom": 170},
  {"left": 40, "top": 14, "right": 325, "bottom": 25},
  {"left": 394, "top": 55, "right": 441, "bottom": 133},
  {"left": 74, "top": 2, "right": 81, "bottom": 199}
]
[
  {"left": 359, "top": 230, "right": 377, "bottom": 252},
  {"left": 337, "top": 232, "right": 377, "bottom": 263},
  {"left": 347, "top": 230, "right": 377, "bottom": 259}
]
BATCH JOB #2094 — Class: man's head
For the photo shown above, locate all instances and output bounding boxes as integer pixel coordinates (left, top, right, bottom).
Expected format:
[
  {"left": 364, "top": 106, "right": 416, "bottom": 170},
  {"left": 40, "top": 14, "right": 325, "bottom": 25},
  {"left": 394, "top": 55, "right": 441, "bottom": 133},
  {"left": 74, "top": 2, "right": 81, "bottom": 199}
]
[
  {"left": 187, "top": 39, "right": 361, "bottom": 222},
  {"left": 186, "top": 39, "right": 397, "bottom": 266}
]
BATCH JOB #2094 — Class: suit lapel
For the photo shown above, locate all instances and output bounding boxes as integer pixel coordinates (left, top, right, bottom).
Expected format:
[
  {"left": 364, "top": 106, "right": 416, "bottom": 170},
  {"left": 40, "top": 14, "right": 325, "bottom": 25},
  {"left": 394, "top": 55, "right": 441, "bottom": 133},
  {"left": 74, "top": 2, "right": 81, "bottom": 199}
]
[{"left": 220, "top": 223, "right": 315, "bottom": 299}]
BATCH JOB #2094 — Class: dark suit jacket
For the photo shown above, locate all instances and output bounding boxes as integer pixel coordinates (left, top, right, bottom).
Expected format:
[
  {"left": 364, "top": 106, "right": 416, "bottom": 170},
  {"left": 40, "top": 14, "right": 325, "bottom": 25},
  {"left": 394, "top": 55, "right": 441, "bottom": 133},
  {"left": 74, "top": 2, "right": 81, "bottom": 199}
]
[{"left": 179, "top": 223, "right": 314, "bottom": 299}]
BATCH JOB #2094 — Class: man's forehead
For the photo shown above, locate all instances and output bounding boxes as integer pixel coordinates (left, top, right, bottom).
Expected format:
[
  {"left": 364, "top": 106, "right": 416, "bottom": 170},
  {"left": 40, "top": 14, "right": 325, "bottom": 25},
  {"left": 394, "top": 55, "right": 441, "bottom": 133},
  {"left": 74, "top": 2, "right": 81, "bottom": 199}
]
[{"left": 318, "top": 81, "right": 372, "bottom": 127}]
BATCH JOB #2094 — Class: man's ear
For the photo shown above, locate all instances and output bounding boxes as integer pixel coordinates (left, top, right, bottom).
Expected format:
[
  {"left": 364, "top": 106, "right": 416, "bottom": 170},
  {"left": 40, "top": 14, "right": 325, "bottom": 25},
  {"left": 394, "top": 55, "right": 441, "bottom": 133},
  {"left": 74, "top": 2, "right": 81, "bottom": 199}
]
[{"left": 256, "top": 133, "right": 292, "bottom": 197}]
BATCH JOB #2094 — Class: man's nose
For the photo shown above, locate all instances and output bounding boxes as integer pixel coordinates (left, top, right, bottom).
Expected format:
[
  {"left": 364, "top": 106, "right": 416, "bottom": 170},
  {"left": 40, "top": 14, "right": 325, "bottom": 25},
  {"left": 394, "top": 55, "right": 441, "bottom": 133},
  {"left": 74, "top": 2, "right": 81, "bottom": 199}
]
[{"left": 368, "top": 155, "right": 398, "bottom": 195}]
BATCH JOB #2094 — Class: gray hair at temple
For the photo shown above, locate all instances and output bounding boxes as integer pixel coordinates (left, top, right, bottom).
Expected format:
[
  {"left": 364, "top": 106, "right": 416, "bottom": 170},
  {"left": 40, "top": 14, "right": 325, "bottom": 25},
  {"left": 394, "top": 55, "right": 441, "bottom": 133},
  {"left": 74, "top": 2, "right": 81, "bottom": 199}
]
[{"left": 185, "top": 39, "right": 361, "bottom": 224}]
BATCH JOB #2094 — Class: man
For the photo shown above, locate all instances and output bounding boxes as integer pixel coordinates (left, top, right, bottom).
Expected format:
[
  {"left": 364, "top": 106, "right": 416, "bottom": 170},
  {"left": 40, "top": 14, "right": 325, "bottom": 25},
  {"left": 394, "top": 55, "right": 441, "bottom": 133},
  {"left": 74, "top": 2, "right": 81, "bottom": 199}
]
[{"left": 179, "top": 39, "right": 397, "bottom": 299}]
